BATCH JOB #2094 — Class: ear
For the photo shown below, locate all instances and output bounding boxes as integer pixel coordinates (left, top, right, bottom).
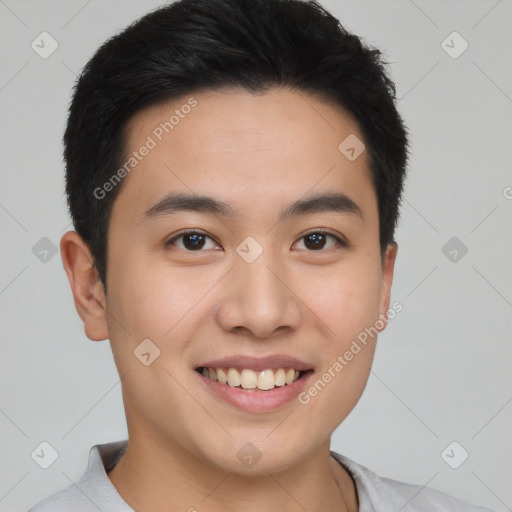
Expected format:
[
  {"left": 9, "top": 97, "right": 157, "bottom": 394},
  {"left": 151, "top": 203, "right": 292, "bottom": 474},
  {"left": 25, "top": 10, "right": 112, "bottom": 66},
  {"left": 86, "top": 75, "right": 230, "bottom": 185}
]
[
  {"left": 60, "top": 231, "right": 109, "bottom": 341},
  {"left": 377, "top": 242, "right": 398, "bottom": 331}
]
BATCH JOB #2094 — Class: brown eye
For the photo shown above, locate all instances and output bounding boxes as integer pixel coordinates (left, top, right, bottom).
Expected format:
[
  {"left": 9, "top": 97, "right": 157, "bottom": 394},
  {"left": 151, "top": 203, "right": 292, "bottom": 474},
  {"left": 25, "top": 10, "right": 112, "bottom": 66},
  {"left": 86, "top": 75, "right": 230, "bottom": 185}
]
[
  {"left": 167, "top": 231, "right": 219, "bottom": 251},
  {"left": 295, "top": 230, "right": 346, "bottom": 251},
  {"left": 166, "top": 229, "right": 347, "bottom": 252}
]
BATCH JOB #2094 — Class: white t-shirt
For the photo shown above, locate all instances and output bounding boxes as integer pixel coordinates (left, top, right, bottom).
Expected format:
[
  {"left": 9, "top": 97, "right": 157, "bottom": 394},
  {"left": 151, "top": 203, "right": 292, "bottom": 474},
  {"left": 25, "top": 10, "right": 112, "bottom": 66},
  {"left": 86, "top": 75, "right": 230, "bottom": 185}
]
[{"left": 28, "top": 440, "right": 497, "bottom": 511}]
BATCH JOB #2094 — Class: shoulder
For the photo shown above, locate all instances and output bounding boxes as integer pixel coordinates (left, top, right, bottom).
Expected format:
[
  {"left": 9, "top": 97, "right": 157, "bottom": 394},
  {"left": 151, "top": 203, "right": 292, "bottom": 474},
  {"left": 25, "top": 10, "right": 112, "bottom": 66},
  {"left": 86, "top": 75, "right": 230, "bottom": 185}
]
[
  {"left": 330, "top": 451, "right": 497, "bottom": 512},
  {"left": 27, "top": 482, "right": 94, "bottom": 512},
  {"left": 28, "top": 440, "right": 130, "bottom": 512},
  {"left": 375, "top": 473, "right": 496, "bottom": 512}
]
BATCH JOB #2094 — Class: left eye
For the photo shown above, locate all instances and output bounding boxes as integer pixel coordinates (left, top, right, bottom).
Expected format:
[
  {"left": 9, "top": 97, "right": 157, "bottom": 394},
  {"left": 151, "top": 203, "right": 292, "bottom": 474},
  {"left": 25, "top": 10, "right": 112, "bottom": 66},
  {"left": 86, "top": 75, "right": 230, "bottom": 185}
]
[
  {"left": 166, "top": 230, "right": 345, "bottom": 252},
  {"left": 294, "top": 230, "right": 345, "bottom": 251}
]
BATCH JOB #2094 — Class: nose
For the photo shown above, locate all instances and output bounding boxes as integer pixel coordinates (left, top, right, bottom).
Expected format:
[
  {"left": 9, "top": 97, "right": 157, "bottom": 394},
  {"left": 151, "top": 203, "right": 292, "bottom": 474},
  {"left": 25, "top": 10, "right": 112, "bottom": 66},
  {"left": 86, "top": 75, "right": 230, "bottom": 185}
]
[{"left": 214, "top": 252, "right": 302, "bottom": 339}]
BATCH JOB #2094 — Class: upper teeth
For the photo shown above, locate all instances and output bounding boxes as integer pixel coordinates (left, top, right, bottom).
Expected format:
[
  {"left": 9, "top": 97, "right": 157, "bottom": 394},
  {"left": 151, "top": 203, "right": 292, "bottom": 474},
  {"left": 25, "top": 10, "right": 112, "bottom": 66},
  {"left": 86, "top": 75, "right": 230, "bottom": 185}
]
[{"left": 200, "top": 367, "right": 302, "bottom": 390}]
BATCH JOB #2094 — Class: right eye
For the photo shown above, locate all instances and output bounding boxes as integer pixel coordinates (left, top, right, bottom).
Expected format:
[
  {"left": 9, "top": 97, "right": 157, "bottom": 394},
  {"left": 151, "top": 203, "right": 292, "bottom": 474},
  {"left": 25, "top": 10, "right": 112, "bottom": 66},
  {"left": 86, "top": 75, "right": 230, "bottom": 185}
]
[{"left": 166, "top": 230, "right": 221, "bottom": 251}]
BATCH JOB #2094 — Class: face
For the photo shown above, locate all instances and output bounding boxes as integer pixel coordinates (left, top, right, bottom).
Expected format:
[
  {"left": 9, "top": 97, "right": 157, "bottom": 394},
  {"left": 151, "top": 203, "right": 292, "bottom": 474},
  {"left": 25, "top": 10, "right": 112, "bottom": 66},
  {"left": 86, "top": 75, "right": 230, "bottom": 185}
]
[{"left": 69, "top": 87, "right": 397, "bottom": 474}]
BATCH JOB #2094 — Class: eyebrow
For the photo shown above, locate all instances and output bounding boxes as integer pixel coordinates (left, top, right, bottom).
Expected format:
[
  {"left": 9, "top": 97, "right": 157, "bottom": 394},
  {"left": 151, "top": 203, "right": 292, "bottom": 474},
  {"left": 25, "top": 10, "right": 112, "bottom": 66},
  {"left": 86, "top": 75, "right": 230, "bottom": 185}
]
[{"left": 143, "top": 191, "right": 363, "bottom": 222}]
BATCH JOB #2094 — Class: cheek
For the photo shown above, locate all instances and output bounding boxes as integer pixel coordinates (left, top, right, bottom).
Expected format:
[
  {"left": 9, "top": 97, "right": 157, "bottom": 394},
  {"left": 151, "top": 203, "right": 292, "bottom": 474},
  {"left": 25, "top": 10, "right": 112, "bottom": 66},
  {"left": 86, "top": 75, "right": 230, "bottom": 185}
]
[
  {"left": 297, "top": 257, "right": 382, "bottom": 345},
  {"left": 292, "top": 257, "right": 382, "bottom": 420},
  {"left": 300, "top": 258, "right": 381, "bottom": 424},
  {"left": 104, "top": 258, "right": 206, "bottom": 434},
  {"left": 108, "top": 253, "right": 214, "bottom": 342}
]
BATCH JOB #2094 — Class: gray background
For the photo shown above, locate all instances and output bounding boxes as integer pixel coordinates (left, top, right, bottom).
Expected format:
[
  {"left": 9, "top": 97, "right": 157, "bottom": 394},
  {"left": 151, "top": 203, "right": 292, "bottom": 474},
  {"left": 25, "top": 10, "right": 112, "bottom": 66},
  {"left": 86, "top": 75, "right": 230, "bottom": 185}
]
[{"left": 1, "top": 0, "right": 511, "bottom": 510}]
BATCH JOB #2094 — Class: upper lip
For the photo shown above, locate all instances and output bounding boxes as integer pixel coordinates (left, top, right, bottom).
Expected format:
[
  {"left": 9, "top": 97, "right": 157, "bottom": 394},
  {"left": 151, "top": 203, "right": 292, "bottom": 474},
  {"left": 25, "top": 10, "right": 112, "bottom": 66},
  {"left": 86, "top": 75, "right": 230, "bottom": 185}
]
[{"left": 195, "top": 354, "right": 314, "bottom": 372}]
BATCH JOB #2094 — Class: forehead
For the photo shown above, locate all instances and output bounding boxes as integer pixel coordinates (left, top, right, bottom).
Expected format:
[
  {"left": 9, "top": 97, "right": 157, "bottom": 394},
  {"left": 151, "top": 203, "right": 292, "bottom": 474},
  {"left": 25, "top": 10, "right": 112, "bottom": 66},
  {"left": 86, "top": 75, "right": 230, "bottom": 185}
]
[{"left": 113, "top": 87, "right": 376, "bottom": 225}]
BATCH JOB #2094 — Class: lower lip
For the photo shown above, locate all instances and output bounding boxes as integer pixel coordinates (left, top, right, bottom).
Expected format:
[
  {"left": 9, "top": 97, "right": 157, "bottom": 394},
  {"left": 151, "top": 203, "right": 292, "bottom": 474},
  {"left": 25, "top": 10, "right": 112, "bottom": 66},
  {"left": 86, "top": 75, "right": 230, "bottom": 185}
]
[{"left": 195, "top": 369, "right": 314, "bottom": 413}]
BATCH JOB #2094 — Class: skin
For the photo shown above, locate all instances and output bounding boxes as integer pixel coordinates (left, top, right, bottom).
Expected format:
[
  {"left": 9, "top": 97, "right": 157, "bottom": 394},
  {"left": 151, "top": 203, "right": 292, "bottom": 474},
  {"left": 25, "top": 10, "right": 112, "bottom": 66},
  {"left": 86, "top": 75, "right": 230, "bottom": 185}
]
[{"left": 61, "top": 87, "right": 398, "bottom": 512}]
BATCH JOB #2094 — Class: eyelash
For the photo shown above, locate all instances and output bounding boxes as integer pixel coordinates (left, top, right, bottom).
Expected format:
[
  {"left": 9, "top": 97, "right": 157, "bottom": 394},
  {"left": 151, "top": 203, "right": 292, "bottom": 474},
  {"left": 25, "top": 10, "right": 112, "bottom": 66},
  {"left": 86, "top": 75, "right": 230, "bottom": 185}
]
[{"left": 166, "top": 229, "right": 348, "bottom": 252}]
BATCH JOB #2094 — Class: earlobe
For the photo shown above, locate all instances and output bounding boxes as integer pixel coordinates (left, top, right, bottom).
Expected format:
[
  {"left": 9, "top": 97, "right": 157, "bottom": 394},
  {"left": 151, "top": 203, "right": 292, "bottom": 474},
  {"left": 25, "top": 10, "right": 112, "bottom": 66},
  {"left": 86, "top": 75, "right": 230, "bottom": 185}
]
[
  {"left": 378, "top": 242, "right": 398, "bottom": 330},
  {"left": 60, "top": 231, "right": 109, "bottom": 341}
]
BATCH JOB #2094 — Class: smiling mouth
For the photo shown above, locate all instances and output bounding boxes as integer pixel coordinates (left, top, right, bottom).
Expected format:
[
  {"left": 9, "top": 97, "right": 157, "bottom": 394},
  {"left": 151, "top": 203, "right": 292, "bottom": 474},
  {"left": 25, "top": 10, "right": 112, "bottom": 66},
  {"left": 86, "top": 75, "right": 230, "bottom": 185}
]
[{"left": 195, "top": 366, "right": 312, "bottom": 391}]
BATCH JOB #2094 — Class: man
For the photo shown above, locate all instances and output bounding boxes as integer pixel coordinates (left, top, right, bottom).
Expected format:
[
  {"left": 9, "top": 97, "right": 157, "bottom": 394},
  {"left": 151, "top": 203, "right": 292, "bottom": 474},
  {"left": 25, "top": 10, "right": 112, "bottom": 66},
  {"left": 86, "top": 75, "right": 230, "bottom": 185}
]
[{"left": 29, "top": 0, "right": 496, "bottom": 510}]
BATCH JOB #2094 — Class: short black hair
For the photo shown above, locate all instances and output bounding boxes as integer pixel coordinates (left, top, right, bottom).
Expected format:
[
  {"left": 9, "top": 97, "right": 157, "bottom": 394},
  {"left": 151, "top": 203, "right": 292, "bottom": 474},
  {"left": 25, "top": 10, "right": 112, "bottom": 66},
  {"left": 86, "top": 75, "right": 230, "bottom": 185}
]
[{"left": 63, "top": 0, "right": 408, "bottom": 291}]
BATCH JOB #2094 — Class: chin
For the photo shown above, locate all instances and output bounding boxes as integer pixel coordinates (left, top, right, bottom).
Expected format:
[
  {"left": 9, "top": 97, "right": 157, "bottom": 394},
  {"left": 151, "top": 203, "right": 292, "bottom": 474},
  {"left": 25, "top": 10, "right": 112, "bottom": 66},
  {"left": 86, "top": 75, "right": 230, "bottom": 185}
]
[{"left": 197, "top": 434, "right": 314, "bottom": 476}]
